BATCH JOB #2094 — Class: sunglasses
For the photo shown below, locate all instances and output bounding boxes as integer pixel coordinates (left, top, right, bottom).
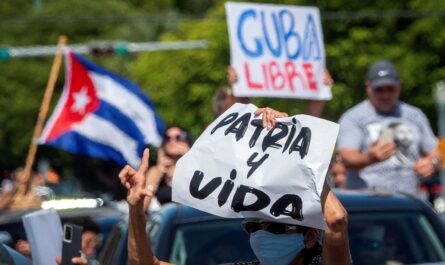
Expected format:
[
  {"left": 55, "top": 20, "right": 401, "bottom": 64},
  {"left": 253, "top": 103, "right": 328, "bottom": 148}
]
[
  {"left": 373, "top": 86, "right": 397, "bottom": 93},
  {"left": 165, "top": 133, "right": 188, "bottom": 143},
  {"left": 242, "top": 221, "right": 307, "bottom": 235}
]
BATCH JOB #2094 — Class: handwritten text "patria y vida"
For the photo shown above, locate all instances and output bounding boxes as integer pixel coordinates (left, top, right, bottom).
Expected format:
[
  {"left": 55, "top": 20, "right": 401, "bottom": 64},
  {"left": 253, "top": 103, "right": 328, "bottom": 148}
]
[{"left": 188, "top": 110, "right": 312, "bottom": 221}]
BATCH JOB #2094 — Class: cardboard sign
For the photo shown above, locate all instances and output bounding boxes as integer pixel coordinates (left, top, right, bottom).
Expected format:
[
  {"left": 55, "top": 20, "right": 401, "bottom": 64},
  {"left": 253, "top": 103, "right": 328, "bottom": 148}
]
[
  {"left": 22, "top": 209, "right": 62, "bottom": 265},
  {"left": 226, "top": 2, "right": 331, "bottom": 100},
  {"left": 172, "top": 103, "right": 339, "bottom": 230}
]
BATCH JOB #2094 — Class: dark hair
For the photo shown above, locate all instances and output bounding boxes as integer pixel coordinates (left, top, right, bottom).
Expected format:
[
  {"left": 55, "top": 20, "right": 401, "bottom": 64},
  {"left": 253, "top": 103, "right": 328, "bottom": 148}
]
[
  {"left": 80, "top": 218, "right": 101, "bottom": 235},
  {"left": 161, "top": 126, "right": 193, "bottom": 147},
  {"left": 330, "top": 153, "right": 343, "bottom": 166},
  {"left": 302, "top": 241, "right": 322, "bottom": 264}
]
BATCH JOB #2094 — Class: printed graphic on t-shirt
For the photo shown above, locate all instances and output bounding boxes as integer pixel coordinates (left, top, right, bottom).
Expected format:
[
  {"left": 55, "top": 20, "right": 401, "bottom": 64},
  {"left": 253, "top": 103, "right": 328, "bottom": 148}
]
[{"left": 366, "top": 120, "right": 415, "bottom": 165}]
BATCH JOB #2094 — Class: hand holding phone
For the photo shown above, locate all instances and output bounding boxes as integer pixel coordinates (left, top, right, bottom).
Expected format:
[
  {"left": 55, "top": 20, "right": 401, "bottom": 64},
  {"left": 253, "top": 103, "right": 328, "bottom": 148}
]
[
  {"left": 61, "top": 223, "right": 83, "bottom": 265},
  {"left": 379, "top": 127, "right": 394, "bottom": 144}
]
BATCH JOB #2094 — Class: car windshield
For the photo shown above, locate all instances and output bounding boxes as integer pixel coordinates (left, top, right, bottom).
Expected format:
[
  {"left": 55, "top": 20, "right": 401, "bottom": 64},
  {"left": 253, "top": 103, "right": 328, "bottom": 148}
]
[
  {"left": 349, "top": 211, "right": 445, "bottom": 264},
  {"left": 168, "top": 219, "right": 256, "bottom": 265}
]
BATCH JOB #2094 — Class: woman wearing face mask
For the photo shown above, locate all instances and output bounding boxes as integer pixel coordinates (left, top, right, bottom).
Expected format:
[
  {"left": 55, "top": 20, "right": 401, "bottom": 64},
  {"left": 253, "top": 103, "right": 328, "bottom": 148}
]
[
  {"left": 241, "top": 220, "right": 321, "bottom": 264},
  {"left": 119, "top": 108, "right": 351, "bottom": 265}
]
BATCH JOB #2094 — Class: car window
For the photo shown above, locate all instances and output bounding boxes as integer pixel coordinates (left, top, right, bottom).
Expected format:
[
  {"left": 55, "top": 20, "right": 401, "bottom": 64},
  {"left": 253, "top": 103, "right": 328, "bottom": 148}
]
[
  {"left": 349, "top": 211, "right": 445, "bottom": 264},
  {"left": 168, "top": 219, "right": 256, "bottom": 265},
  {"left": 97, "top": 221, "right": 128, "bottom": 265}
]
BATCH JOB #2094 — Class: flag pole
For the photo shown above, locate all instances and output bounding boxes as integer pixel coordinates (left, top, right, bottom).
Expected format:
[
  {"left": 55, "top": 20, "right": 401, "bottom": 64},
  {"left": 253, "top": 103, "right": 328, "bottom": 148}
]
[{"left": 22, "top": 35, "right": 67, "bottom": 188}]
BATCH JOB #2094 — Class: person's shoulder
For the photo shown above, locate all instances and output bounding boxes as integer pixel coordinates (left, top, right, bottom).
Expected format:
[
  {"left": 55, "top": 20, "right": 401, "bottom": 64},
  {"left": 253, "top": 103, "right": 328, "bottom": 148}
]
[
  {"left": 399, "top": 101, "right": 423, "bottom": 113},
  {"left": 303, "top": 242, "right": 323, "bottom": 265},
  {"left": 339, "top": 100, "right": 370, "bottom": 121},
  {"left": 399, "top": 101, "right": 428, "bottom": 120}
]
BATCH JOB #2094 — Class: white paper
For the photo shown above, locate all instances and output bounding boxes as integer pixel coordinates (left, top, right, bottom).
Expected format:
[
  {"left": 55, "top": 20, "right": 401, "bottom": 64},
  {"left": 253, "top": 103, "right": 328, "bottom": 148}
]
[
  {"left": 173, "top": 103, "right": 339, "bottom": 230},
  {"left": 22, "top": 209, "right": 62, "bottom": 265},
  {"left": 225, "top": 2, "right": 330, "bottom": 100}
]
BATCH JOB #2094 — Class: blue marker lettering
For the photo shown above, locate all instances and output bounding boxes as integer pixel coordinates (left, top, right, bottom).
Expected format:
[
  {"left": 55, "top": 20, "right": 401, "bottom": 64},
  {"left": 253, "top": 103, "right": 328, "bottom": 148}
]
[
  {"left": 261, "top": 11, "right": 282, "bottom": 58},
  {"left": 237, "top": 9, "right": 262, "bottom": 58},
  {"left": 279, "top": 9, "right": 301, "bottom": 60},
  {"left": 303, "top": 14, "right": 321, "bottom": 61}
]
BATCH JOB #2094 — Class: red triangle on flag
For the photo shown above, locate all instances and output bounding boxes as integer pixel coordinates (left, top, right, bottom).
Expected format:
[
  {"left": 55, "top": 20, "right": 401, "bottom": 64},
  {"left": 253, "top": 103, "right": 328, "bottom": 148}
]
[{"left": 44, "top": 52, "right": 100, "bottom": 141}]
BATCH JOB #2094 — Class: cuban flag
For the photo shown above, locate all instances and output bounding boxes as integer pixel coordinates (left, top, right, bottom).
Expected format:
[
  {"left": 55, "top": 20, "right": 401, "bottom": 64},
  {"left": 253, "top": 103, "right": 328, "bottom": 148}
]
[{"left": 40, "top": 50, "right": 165, "bottom": 168}]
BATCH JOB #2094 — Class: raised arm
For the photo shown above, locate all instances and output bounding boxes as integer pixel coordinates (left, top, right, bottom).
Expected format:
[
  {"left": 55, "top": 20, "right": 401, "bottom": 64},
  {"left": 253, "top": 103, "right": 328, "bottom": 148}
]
[
  {"left": 303, "top": 69, "right": 333, "bottom": 117},
  {"left": 340, "top": 141, "right": 396, "bottom": 171},
  {"left": 118, "top": 149, "right": 174, "bottom": 265},
  {"left": 320, "top": 183, "right": 351, "bottom": 265},
  {"left": 414, "top": 148, "right": 442, "bottom": 178}
]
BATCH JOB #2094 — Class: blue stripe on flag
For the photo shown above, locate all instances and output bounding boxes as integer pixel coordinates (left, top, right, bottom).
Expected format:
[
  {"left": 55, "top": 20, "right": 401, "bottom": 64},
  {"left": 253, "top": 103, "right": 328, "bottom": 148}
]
[
  {"left": 94, "top": 100, "right": 147, "bottom": 154},
  {"left": 46, "top": 131, "right": 130, "bottom": 166},
  {"left": 73, "top": 53, "right": 165, "bottom": 136}
]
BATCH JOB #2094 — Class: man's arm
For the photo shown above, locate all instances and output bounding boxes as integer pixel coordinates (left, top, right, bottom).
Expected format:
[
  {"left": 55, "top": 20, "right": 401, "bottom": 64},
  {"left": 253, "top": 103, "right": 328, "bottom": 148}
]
[
  {"left": 119, "top": 149, "right": 174, "bottom": 265},
  {"left": 340, "top": 140, "right": 396, "bottom": 170},
  {"left": 414, "top": 148, "right": 442, "bottom": 178},
  {"left": 321, "top": 183, "right": 351, "bottom": 265}
]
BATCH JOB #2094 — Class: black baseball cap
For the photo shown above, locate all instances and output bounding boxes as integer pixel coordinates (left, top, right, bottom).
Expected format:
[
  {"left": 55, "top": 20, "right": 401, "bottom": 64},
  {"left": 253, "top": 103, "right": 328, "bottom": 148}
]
[{"left": 367, "top": 60, "right": 400, "bottom": 89}]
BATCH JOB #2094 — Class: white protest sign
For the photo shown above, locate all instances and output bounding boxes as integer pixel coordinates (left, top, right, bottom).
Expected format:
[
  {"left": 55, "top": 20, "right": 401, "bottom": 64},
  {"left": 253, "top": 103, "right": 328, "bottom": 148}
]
[
  {"left": 173, "top": 103, "right": 339, "bottom": 230},
  {"left": 225, "top": 2, "right": 331, "bottom": 100}
]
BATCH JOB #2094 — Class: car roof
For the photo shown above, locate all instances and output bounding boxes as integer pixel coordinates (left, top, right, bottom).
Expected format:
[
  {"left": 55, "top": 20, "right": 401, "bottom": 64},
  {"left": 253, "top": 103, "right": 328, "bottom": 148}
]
[
  {"left": 335, "top": 189, "right": 426, "bottom": 212},
  {"left": 153, "top": 203, "right": 223, "bottom": 225}
]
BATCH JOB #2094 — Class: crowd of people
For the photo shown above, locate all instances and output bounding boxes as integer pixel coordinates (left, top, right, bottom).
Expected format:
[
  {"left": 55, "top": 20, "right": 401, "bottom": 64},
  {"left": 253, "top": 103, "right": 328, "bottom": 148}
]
[
  {"left": 0, "top": 168, "right": 53, "bottom": 210},
  {"left": 0, "top": 59, "right": 442, "bottom": 265},
  {"left": 115, "top": 60, "right": 439, "bottom": 265}
]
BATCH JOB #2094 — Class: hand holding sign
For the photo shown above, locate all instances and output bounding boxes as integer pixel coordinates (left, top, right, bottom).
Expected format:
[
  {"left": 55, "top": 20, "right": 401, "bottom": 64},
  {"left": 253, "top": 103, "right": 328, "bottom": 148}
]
[
  {"left": 254, "top": 107, "right": 288, "bottom": 129},
  {"left": 118, "top": 148, "right": 152, "bottom": 206}
]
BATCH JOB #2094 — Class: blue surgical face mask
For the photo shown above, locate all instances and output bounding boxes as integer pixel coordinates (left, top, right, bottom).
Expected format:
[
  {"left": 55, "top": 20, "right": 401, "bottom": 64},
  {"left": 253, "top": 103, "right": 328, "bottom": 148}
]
[{"left": 249, "top": 230, "right": 305, "bottom": 265}]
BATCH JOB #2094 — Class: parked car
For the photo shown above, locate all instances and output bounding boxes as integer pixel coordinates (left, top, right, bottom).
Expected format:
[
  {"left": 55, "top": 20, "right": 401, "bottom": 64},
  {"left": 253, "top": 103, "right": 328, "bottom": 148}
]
[
  {"left": 99, "top": 190, "right": 445, "bottom": 265},
  {"left": 342, "top": 190, "right": 445, "bottom": 264}
]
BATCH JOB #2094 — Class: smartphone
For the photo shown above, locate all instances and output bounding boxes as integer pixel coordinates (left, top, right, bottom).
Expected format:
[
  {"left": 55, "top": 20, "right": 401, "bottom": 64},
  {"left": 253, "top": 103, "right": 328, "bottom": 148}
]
[
  {"left": 379, "top": 127, "right": 394, "bottom": 144},
  {"left": 61, "top": 223, "right": 83, "bottom": 265}
]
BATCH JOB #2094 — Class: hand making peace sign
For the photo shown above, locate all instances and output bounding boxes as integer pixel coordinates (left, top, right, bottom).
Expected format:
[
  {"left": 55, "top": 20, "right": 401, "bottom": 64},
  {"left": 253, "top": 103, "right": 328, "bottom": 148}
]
[{"left": 118, "top": 148, "right": 153, "bottom": 206}]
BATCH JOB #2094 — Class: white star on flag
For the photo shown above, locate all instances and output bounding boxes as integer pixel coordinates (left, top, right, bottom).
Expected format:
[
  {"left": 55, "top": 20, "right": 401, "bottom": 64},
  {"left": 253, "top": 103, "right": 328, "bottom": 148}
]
[{"left": 71, "top": 86, "right": 91, "bottom": 114}]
